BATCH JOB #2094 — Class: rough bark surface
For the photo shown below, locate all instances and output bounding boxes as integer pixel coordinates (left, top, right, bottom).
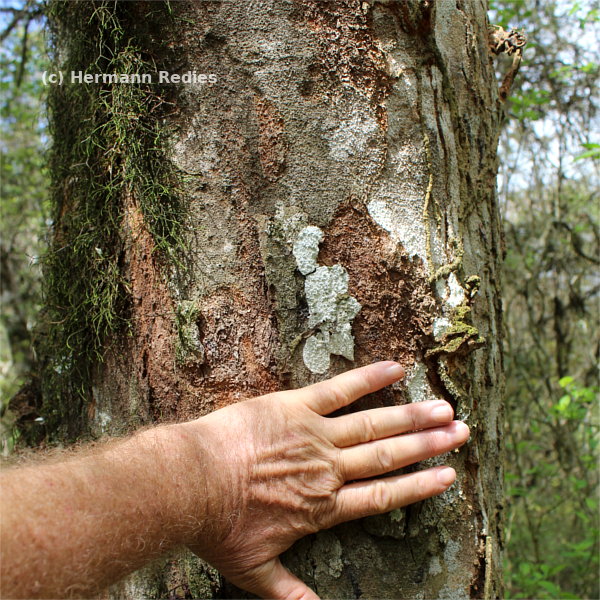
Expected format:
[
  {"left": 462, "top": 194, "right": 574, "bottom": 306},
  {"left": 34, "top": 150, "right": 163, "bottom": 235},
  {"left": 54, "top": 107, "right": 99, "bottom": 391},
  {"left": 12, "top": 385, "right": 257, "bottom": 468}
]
[{"left": 52, "top": 1, "right": 505, "bottom": 598}]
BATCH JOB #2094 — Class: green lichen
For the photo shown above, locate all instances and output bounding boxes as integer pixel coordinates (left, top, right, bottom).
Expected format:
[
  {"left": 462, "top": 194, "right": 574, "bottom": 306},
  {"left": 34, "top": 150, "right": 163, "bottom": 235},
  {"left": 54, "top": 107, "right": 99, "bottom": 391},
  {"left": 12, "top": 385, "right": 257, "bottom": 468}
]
[
  {"left": 426, "top": 303, "right": 485, "bottom": 359},
  {"left": 422, "top": 129, "right": 437, "bottom": 271},
  {"left": 437, "top": 358, "right": 463, "bottom": 402},
  {"left": 465, "top": 274, "right": 481, "bottom": 293},
  {"left": 425, "top": 279, "right": 486, "bottom": 404},
  {"left": 429, "top": 238, "right": 464, "bottom": 283},
  {"left": 38, "top": 1, "right": 185, "bottom": 438}
]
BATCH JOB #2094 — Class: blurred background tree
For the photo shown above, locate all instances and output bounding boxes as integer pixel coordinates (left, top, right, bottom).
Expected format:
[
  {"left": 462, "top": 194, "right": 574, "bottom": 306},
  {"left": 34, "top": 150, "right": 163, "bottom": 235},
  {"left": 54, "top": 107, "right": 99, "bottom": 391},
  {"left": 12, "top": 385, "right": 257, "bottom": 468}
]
[
  {"left": 0, "top": 1, "right": 47, "bottom": 453},
  {"left": 489, "top": 1, "right": 599, "bottom": 598},
  {"left": 0, "top": 0, "right": 598, "bottom": 597}
]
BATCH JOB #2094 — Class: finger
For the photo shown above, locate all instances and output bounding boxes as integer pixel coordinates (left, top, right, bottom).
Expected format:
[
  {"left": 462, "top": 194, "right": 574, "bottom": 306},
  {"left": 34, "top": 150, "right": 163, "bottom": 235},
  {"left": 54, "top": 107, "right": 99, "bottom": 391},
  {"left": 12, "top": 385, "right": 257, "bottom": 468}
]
[
  {"left": 339, "top": 421, "right": 469, "bottom": 481},
  {"left": 237, "top": 558, "right": 320, "bottom": 600},
  {"left": 328, "top": 400, "right": 454, "bottom": 447},
  {"left": 298, "top": 361, "right": 405, "bottom": 416},
  {"left": 329, "top": 466, "right": 457, "bottom": 526}
]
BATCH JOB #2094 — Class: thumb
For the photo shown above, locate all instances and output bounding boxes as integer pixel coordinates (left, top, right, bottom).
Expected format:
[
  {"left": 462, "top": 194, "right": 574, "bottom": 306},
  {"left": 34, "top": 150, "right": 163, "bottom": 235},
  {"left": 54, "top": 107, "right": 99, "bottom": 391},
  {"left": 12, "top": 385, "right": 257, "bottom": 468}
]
[{"left": 234, "top": 558, "right": 320, "bottom": 600}]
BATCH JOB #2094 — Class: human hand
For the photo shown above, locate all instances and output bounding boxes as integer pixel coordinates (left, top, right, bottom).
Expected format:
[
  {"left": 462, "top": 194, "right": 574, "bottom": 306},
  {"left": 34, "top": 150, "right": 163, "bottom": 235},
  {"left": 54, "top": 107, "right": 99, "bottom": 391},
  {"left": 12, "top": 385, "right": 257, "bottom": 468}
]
[{"left": 180, "top": 362, "right": 469, "bottom": 599}]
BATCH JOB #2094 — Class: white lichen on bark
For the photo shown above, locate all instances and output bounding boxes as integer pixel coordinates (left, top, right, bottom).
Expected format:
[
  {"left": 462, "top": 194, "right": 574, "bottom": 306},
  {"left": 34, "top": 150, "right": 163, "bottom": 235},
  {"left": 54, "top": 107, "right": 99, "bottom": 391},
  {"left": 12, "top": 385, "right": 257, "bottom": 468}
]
[
  {"left": 292, "top": 226, "right": 323, "bottom": 275},
  {"left": 433, "top": 317, "right": 452, "bottom": 339},
  {"left": 293, "top": 226, "right": 361, "bottom": 374},
  {"left": 445, "top": 272, "right": 467, "bottom": 307},
  {"left": 404, "top": 361, "right": 439, "bottom": 404}
]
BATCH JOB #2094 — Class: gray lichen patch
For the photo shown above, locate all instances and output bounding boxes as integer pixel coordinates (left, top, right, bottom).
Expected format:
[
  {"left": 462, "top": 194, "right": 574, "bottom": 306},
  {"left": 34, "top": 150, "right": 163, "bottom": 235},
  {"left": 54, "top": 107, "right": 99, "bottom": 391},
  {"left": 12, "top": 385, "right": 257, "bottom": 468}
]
[
  {"left": 293, "top": 225, "right": 323, "bottom": 275},
  {"left": 302, "top": 333, "right": 331, "bottom": 374},
  {"left": 404, "top": 361, "right": 440, "bottom": 404},
  {"left": 293, "top": 226, "right": 361, "bottom": 374},
  {"left": 312, "top": 531, "right": 344, "bottom": 580},
  {"left": 325, "top": 111, "right": 380, "bottom": 161},
  {"left": 305, "top": 265, "right": 360, "bottom": 327}
]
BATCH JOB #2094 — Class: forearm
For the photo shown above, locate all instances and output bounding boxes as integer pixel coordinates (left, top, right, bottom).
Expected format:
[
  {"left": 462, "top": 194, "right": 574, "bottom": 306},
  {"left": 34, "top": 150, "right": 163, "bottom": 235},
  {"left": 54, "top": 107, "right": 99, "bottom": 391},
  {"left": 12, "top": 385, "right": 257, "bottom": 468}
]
[{"left": 0, "top": 423, "right": 215, "bottom": 599}]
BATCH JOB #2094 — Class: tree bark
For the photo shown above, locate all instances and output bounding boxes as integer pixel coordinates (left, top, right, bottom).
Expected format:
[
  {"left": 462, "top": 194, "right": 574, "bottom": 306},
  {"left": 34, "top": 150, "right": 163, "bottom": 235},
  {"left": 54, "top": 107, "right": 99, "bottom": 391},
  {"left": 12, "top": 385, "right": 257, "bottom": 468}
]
[{"left": 44, "top": 1, "right": 505, "bottom": 598}]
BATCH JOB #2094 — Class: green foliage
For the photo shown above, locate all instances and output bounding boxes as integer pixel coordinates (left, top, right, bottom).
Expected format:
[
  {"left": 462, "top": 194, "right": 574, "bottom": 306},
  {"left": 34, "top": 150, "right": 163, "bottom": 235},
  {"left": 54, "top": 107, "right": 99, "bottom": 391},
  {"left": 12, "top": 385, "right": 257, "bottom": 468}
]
[
  {"left": 502, "top": 181, "right": 599, "bottom": 599},
  {"left": 504, "top": 372, "right": 599, "bottom": 599},
  {"left": 492, "top": 0, "right": 600, "bottom": 132},
  {"left": 568, "top": 2, "right": 600, "bottom": 29},
  {"left": 574, "top": 142, "right": 600, "bottom": 161},
  {"left": 491, "top": 1, "right": 600, "bottom": 598},
  {"left": 508, "top": 88, "right": 550, "bottom": 121},
  {"left": 554, "top": 377, "right": 597, "bottom": 422},
  {"left": 0, "top": 20, "right": 49, "bottom": 451},
  {"left": 37, "top": 1, "right": 184, "bottom": 439}
]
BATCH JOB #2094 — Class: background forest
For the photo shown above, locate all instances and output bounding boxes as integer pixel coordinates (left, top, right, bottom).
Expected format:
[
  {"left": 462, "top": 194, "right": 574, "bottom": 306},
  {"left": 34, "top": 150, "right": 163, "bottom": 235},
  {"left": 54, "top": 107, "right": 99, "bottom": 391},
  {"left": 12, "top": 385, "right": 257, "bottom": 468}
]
[{"left": 0, "top": 1, "right": 598, "bottom": 598}]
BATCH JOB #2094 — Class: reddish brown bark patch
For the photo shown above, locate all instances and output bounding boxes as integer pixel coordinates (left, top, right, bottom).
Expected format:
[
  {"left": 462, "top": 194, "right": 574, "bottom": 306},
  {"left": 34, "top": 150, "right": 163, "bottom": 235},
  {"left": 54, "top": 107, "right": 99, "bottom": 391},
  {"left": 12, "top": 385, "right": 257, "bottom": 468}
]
[
  {"left": 179, "top": 287, "right": 280, "bottom": 414},
  {"left": 319, "top": 201, "right": 435, "bottom": 375},
  {"left": 120, "top": 196, "right": 181, "bottom": 421},
  {"left": 254, "top": 96, "right": 287, "bottom": 182},
  {"left": 293, "top": 0, "right": 393, "bottom": 106}
]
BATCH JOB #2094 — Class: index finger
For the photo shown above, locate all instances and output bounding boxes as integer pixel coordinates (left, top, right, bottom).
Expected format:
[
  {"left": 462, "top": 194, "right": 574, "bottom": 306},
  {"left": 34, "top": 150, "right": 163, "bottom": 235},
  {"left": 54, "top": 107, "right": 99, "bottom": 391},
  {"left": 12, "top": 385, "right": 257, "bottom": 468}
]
[{"left": 297, "top": 361, "right": 405, "bottom": 415}]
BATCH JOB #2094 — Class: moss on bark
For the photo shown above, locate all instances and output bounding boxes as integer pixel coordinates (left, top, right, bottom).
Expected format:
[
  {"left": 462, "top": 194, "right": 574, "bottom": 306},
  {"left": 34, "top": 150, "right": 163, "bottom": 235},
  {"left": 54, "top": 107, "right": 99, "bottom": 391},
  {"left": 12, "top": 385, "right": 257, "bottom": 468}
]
[{"left": 36, "top": 1, "right": 185, "bottom": 440}]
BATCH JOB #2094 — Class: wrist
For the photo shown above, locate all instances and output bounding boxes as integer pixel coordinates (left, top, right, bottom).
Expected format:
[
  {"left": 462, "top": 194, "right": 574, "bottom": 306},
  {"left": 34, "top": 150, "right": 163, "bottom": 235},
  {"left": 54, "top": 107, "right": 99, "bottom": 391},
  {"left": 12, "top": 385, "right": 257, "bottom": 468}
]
[
  {"left": 119, "top": 422, "right": 208, "bottom": 548},
  {"left": 136, "top": 418, "right": 237, "bottom": 550}
]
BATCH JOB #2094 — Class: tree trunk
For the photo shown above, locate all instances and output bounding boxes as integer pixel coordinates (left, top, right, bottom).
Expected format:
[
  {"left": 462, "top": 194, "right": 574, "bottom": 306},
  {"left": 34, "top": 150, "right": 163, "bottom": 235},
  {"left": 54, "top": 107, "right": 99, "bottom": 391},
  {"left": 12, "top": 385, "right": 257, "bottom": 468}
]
[{"left": 41, "top": 1, "right": 505, "bottom": 597}]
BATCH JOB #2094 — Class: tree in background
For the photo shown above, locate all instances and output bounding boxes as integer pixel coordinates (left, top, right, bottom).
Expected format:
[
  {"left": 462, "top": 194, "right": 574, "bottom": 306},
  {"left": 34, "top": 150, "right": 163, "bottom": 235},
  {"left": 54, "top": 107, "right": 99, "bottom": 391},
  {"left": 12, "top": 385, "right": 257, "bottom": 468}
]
[
  {"left": 490, "top": 1, "right": 599, "bottom": 598},
  {"left": 0, "top": 6, "right": 47, "bottom": 453}
]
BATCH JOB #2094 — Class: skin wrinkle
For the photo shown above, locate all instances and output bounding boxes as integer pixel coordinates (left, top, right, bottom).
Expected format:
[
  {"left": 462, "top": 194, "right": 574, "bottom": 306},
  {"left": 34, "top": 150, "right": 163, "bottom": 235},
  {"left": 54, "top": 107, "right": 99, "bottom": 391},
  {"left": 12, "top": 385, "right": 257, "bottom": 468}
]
[{"left": 1, "top": 362, "right": 469, "bottom": 599}]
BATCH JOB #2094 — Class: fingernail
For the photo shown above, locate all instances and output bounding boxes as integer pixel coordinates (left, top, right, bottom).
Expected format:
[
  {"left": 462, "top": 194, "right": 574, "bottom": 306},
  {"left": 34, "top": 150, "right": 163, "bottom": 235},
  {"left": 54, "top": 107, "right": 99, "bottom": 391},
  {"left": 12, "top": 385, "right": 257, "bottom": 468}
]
[
  {"left": 384, "top": 362, "right": 404, "bottom": 378},
  {"left": 437, "top": 467, "right": 456, "bottom": 487},
  {"left": 431, "top": 403, "right": 453, "bottom": 422},
  {"left": 453, "top": 421, "right": 470, "bottom": 441}
]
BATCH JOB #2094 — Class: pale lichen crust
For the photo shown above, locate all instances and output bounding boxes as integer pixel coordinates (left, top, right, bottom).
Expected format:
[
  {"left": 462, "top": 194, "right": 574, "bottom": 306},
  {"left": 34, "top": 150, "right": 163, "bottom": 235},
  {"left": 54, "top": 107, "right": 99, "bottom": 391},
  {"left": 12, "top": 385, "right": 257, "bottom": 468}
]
[
  {"left": 293, "top": 226, "right": 361, "bottom": 374},
  {"left": 293, "top": 225, "right": 324, "bottom": 275}
]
